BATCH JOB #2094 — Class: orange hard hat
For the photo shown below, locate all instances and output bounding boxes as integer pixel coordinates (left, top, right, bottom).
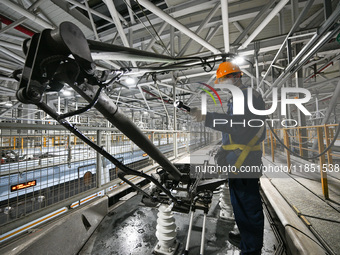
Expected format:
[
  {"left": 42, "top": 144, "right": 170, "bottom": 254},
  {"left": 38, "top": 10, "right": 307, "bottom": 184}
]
[{"left": 215, "top": 62, "right": 241, "bottom": 82}]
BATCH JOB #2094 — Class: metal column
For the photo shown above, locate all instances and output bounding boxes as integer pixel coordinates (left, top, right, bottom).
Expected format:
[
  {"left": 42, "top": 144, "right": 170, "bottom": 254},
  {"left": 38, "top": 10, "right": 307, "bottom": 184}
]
[{"left": 96, "top": 130, "right": 102, "bottom": 188}]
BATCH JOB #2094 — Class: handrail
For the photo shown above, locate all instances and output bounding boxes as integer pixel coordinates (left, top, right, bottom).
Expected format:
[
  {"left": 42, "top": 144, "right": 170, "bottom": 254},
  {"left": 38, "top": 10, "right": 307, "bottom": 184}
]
[{"left": 263, "top": 123, "right": 340, "bottom": 200}]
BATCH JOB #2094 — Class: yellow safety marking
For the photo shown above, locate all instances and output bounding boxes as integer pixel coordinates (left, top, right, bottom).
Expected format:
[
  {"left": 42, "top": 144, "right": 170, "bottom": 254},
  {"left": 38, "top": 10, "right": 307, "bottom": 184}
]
[
  {"left": 107, "top": 186, "right": 115, "bottom": 191},
  {"left": 80, "top": 194, "right": 97, "bottom": 204},
  {"left": 70, "top": 202, "right": 79, "bottom": 208},
  {"left": 292, "top": 205, "right": 301, "bottom": 215},
  {"left": 0, "top": 208, "right": 67, "bottom": 242},
  {"left": 97, "top": 190, "right": 105, "bottom": 196},
  {"left": 300, "top": 215, "right": 312, "bottom": 226}
]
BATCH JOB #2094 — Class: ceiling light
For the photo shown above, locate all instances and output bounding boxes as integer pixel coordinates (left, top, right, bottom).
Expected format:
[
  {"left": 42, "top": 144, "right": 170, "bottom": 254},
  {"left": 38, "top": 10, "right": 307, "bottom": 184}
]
[
  {"left": 63, "top": 90, "right": 72, "bottom": 96},
  {"left": 232, "top": 56, "right": 245, "bottom": 65},
  {"left": 5, "top": 102, "right": 13, "bottom": 107},
  {"left": 125, "top": 77, "right": 136, "bottom": 86}
]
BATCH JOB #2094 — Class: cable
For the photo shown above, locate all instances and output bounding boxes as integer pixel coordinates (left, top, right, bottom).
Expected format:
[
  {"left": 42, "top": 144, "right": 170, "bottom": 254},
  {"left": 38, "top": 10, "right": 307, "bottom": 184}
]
[
  {"left": 160, "top": 55, "right": 220, "bottom": 71},
  {"left": 267, "top": 121, "right": 340, "bottom": 160},
  {"left": 298, "top": 214, "right": 340, "bottom": 224},
  {"left": 261, "top": 196, "right": 286, "bottom": 255},
  {"left": 285, "top": 224, "right": 330, "bottom": 254},
  {"left": 286, "top": 170, "right": 340, "bottom": 214},
  {"left": 263, "top": 168, "right": 331, "bottom": 254},
  {"left": 38, "top": 100, "right": 180, "bottom": 204},
  {"left": 12, "top": 69, "right": 22, "bottom": 81},
  {"left": 123, "top": 0, "right": 170, "bottom": 55},
  {"left": 57, "top": 85, "right": 103, "bottom": 120}
]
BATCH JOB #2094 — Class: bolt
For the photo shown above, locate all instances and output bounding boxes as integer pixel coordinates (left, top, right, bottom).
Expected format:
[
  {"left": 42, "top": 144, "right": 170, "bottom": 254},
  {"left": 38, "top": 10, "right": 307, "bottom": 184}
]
[{"left": 29, "top": 89, "right": 41, "bottom": 101}]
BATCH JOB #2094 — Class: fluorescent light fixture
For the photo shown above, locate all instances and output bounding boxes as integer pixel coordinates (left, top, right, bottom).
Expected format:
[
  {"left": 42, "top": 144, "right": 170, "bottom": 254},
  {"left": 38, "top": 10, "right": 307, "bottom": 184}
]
[
  {"left": 125, "top": 77, "right": 136, "bottom": 85},
  {"left": 63, "top": 90, "right": 72, "bottom": 96},
  {"left": 5, "top": 102, "right": 13, "bottom": 107},
  {"left": 232, "top": 56, "right": 245, "bottom": 65}
]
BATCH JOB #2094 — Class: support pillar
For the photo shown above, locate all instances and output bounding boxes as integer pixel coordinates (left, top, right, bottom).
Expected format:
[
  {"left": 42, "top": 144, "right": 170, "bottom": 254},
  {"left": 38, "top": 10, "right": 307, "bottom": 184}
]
[
  {"left": 96, "top": 130, "right": 102, "bottom": 188},
  {"left": 295, "top": 43, "right": 307, "bottom": 157},
  {"left": 172, "top": 70, "right": 178, "bottom": 159},
  {"left": 254, "top": 43, "right": 260, "bottom": 89}
]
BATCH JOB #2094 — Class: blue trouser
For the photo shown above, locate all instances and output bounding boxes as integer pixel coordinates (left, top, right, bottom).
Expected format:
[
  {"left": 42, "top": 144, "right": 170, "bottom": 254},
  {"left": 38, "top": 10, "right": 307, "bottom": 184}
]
[{"left": 229, "top": 178, "right": 264, "bottom": 255}]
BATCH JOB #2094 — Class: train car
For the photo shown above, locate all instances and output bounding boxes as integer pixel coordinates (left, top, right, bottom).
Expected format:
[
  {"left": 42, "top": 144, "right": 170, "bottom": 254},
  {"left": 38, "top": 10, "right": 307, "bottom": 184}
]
[{"left": 0, "top": 141, "right": 189, "bottom": 208}]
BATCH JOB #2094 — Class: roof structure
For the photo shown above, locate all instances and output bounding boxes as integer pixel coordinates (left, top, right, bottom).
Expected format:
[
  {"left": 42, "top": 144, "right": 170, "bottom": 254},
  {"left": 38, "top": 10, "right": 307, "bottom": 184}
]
[{"left": 0, "top": 0, "right": 339, "bottom": 129}]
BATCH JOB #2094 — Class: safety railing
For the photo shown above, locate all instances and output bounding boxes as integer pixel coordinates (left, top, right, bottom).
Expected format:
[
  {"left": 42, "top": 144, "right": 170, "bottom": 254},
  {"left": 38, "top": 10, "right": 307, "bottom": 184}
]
[
  {"left": 263, "top": 124, "right": 340, "bottom": 199},
  {"left": 0, "top": 122, "right": 216, "bottom": 237}
]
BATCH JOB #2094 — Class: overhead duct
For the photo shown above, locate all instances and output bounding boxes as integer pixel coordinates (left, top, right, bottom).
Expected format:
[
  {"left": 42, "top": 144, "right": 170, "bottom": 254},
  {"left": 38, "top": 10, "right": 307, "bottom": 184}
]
[{"left": 0, "top": 14, "right": 35, "bottom": 36}]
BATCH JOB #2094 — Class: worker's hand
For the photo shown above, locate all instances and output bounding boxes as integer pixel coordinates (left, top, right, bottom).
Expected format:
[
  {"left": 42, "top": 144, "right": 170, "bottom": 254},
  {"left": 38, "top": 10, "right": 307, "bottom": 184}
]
[{"left": 190, "top": 107, "right": 205, "bottom": 122}]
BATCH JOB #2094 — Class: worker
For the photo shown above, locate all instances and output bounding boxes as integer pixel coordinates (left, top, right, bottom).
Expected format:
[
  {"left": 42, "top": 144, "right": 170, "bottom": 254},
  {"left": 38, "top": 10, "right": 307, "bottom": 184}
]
[{"left": 191, "top": 61, "right": 265, "bottom": 255}]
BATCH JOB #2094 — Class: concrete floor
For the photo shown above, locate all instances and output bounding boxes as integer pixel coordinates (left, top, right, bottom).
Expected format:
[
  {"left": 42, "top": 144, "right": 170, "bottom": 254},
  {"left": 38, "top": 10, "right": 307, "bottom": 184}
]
[{"left": 79, "top": 191, "right": 282, "bottom": 255}]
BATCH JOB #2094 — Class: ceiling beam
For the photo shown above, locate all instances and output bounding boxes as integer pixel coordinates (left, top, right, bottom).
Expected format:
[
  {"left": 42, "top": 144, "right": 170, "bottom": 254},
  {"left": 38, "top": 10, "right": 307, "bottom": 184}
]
[
  {"left": 104, "top": 0, "right": 137, "bottom": 67},
  {"left": 233, "top": 1, "right": 275, "bottom": 45},
  {"left": 239, "top": 0, "right": 290, "bottom": 50},
  {"left": 133, "top": 0, "right": 220, "bottom": 54},
  {"left": 50, "top": 0, "right": 92, "bottom": 30},
  {"left": 65, "top": 0, "right": 121, "bottom": 25},
  {"left": 0, "top": 46, "right": 25, "bottom": 63},
  {"left": 221, "top": 0, "right": 229, "bottom": 53},
  {"left": 1, "top": 0, "right": 53, "bottom": 29},
  {"left": 134, "top": 0, "right": 221, "bottom": 54},
  {"left": 177, "top": 2, "right": 220, "bottom": 56}
]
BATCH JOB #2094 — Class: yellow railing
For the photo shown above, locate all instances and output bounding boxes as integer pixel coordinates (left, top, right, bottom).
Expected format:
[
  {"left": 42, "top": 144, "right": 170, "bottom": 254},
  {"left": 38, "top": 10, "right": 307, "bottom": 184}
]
[
  {"left": 0, "top": 132, "right": 192, "bottom": 154},
  {"left": 263, "top": 124, "right": 339, "bottom": 200}
]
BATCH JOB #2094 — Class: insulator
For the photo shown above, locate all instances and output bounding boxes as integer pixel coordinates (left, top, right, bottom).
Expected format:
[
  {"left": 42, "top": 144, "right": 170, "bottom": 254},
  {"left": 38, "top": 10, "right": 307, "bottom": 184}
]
[{"left": 154, "top": 204, "right": 179, "bottom": 255}]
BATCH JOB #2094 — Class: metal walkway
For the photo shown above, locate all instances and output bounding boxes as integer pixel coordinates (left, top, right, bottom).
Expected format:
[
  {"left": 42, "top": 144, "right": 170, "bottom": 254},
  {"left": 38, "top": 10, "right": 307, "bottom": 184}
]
[{"left": 262, "top": 153, "right": 340, "bottom": 255}]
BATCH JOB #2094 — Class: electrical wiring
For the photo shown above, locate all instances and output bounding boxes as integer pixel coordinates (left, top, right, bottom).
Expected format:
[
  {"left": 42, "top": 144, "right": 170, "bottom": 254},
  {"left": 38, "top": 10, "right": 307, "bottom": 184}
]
[
  {"left": 285, "top": 171, "right": 340, "bottom": 213},
  {"left": 285, "top": 224, "right": 330, "bottom": 254},
  {"left": 262, "top": 165, "right": 332, "bottom": 254},
  {"left": 136, "top": 54, "right": 338, "bottom": 163},
  {"left": 57, "top": 85, "right": 104, "bottom": 121},
  {"left": 123, "top": 0, "right": 170, "bottom": 56}
]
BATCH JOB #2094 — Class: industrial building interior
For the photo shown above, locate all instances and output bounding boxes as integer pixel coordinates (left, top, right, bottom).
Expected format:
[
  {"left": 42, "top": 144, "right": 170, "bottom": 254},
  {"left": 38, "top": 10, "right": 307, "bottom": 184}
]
[{"left": 0, "top": 0, "right": 340, "bottom": 254}]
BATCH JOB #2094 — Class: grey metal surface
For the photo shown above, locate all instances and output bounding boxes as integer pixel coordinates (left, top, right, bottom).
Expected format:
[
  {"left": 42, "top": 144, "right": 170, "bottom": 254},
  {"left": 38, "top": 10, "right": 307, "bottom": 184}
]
[
  {"left": 79, "top": 192, "right": 281, "bottom": 255},
  {"left": 263, "top": 154, "right": 340, "bottom": 254},
  {"left": 0, "top": 197, "right": 108, "bottom": 255}
]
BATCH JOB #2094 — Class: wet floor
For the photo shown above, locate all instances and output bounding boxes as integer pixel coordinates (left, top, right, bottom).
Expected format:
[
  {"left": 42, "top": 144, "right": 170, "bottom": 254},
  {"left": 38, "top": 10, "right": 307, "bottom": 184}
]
[{"left": 79, "top": 192, "right": 282, "bottom": 255}]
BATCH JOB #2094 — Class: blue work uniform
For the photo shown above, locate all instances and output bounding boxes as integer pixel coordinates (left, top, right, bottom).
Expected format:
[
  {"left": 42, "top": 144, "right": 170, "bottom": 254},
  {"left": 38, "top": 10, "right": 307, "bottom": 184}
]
[{"left": 205, "top": 85, "right": 266, "bottom": 255}]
